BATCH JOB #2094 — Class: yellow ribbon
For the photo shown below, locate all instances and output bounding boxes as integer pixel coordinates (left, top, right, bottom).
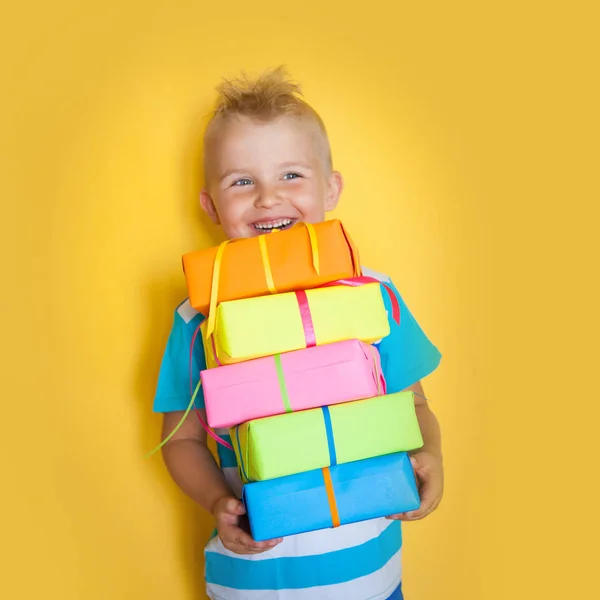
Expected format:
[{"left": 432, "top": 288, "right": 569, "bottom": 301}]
[
  {"left": 305, "top": 223, "right": 320, "bottom": 275},
  {"left": 259, "top": 234, "right": 277, "bottom": 293},
  {"left": 258, "top": 223, "right": 319, "bottom": 295},
  {"left": 206, "top": 239, "right": 230, "bottom": 338}
]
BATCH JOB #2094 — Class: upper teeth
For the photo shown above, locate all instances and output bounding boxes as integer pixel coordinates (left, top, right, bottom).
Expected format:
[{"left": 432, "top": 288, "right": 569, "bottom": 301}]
[{"left": 254, "top": 219, "right": 293, "bottom": 230}]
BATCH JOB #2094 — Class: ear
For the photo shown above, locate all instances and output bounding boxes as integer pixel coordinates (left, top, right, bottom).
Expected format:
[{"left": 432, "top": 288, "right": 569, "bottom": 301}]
[
  {"left": 324, "top": 171, "right": 344, "bottom": 212},
  {"left": 200, "top": 189, "right": 220, "bottom": 224}
]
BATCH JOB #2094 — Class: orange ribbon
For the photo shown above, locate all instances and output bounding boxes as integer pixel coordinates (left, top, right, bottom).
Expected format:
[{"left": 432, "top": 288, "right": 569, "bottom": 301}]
[{"left": 322, "top": 467, "right": 340, "bottom": 528}]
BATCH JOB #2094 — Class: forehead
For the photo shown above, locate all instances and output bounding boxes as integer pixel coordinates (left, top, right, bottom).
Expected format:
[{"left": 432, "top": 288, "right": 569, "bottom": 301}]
[{"left": 205, "top": 115, "right": 326, "bottom": 175}]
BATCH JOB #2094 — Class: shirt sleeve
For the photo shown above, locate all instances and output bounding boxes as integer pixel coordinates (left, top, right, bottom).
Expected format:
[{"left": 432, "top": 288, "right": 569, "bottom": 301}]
[
  {"left": 376, "top": 279, "right": 442, "bottom": 393},
  {"left": 153, "top": 302, "right": 207, "bottom": 412}
]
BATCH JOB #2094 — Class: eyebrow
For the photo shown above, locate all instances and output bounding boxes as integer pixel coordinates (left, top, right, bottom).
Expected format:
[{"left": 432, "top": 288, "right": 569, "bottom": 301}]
[
  {"left": 219, "top": 169, "right": 248, "bottom": 182},
  {"left": 279, "top": 161, "right": 314, "bottom": 171},
  {"left": 219, "top": 162, "right": 314, "bottom": 183}
]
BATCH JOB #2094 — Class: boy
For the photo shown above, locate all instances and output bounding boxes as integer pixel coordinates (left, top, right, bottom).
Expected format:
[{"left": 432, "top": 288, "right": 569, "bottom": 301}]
[{"left": 154, "top": 67, "right": 443, "bottom": 600}]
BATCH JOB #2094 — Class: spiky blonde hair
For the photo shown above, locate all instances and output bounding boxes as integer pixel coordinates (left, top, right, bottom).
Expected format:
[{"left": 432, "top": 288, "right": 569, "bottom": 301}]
[
  {"left": 213, "top": 66, "right": 311, "bottom": 118},
  {"left": 204, "top": 66, "right": 332, "bottom": 171}
]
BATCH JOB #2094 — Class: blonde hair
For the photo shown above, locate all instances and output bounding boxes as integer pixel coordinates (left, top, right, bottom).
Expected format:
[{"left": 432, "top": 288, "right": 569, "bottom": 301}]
[{"left": 204, "top": 66, "right": 332, "bottom": 171}]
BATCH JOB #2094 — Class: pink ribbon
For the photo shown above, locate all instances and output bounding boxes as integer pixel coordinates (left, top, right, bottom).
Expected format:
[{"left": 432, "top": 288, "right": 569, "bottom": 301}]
[
  {"left": 209, "top": 333, "right": 223, "bottom": 367},
  {"left": 197, "top": 408, "right": 234, "bottom": 450},
  {"left": 295, "top": 290, "right": 317, "bottom": 347},
  {"left": 189, "top": 321, "right": 233, "bottom": 450}
]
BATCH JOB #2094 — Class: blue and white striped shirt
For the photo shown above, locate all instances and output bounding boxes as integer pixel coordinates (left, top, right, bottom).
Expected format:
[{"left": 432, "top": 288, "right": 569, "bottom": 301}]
[{"left": 153, "top": 267, "right": 441, "bottom": 599}]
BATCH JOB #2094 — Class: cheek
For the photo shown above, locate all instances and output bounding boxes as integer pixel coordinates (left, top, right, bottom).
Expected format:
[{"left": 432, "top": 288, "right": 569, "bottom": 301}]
[
  {"left": 289, "top": 181, "right": 326, "bottom": 209},
  {"left": 217, "top": 191, "right": 252, "bottom": 221}
]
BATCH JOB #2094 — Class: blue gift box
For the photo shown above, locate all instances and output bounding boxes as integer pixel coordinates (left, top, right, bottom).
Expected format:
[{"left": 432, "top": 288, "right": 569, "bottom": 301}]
[{"left": 243, "top": 452, "right": 420, "bottom": 541}]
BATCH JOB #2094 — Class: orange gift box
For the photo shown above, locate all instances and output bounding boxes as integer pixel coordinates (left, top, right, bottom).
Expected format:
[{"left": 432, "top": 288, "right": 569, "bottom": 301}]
[{"left": 182, "top": 220, "right": 361, "bottom": 315}]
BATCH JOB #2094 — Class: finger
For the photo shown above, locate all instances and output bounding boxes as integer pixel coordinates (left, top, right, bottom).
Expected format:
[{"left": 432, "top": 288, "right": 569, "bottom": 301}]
[
  {"left": 220, "top": 531, "right": 272, "bottom": 554},
  {"left": 245, "top": 537, "right": 283, "bottom": 551},
  {"left": 216, "top": 501, "right": 247, "bottom": 527},
  {"left": 386, "top": 486, "right": 443, "bottom": 521},
  {"left": 232, "top": 529, "right": 282, "bottom": 551},
  {"left": 403, "top": 478, "right": 436, "bottom": 520},
  {"left": 412, "top": 464, "right": 432, "bottom": 492},
  {"left": 418, "top": 493, "right": 443, "bottom": 519},
  {"left": 385, "top": 474, "right": 434, "bottom": 521},
  {"left": 224, "top": 538, "right": 281, "bottom": 554},
  {"left": 219, "top": 520, "right": 282, "bottom": 550},
  {"left": 405, "top": 486, "right": 443, "bottom": 520},
  {"left": 244, "top": 538, "right": 282, "bottom": 551},
  {"left": 405, "top": 499, "right": 433, "bottom": 520},
  {"left": 224, "top": 497, "right": 246, "bottom": 516},
  {"left": 386, "top": 512, "right": 415, "bottom": 521},
  {"left": 405, "top": 499, "right": 441, "bottom": 520},
  {"left": 222, "top": 542, "right": 266, "bottom": 555}
]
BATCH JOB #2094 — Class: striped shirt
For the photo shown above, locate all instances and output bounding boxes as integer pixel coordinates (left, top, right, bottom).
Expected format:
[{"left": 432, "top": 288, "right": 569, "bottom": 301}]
[{"left": 153, "top": 267, "right": 441, "bottom": 599}]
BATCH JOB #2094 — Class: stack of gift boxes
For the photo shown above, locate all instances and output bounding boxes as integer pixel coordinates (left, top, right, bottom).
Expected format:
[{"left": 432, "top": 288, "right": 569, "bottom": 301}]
[{"left": 182, "top": 220, "right": 423, "bottom": 541}]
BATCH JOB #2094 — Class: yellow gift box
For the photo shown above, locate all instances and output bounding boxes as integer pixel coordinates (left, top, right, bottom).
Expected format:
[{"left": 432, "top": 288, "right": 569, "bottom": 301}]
[{"left": 202, "top": 282, "right": 390, "bottom": 368}]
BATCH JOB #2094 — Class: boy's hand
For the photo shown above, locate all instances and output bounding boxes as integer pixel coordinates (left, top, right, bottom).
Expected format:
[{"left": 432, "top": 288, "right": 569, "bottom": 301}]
[
  {"left": 213, "top": 497, "right": 282, "bottom": 555},
  {"left": 386, "top": 451, "right": 444, "bottom": 521}
]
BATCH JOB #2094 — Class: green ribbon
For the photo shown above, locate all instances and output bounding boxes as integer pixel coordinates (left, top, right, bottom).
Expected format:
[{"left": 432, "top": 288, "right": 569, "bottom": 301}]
[
  {"left": 146, "top": 380, "right": 202, "bottom": 458},
  {"left": 273, "top": 354, "right": 292, "bottom": 413}
]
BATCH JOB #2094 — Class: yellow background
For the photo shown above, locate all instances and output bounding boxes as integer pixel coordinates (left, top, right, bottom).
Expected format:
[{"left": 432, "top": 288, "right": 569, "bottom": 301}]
[{"left": 2, "top": 1, "right": 598, "bottom": 599}]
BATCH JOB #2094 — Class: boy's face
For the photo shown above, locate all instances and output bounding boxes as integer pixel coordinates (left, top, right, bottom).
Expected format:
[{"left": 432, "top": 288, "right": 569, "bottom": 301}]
[{"left": 201, "top": 115, "right": 343, "bottom": 239}]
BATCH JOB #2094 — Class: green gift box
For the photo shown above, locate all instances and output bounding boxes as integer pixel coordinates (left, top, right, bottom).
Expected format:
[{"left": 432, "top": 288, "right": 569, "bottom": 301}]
[{"left": 231, "top": 391, "right": 423, "bottom": 483}]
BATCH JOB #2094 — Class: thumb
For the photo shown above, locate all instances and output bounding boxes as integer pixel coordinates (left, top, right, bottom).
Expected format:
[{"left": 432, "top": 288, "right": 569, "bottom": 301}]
[
  {"left": 225, "top": 498, "right": 246, "bottom": 515},
  {"left": 410, "top": 456, "right": 418, "bottom": 469}
]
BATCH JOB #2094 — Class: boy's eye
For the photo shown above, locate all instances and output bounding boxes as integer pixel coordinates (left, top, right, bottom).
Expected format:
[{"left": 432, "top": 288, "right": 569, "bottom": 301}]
[
  {"left": 283, "top": 172, "right": 302, "bottom": 181},
  {"left": 233, "top": 178, "right": 253, "bottom": 187}
]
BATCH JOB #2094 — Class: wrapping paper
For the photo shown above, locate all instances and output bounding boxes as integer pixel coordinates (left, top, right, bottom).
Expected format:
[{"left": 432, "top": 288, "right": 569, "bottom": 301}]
[
  {"left": 202, "top": 340, "right": 386, "bottom": 428},
  {"left": 243, "top": 452, "right": 420, "bottom": 541},
  {"left": 202, "top": 281, "right": 390, "bottom": 368},
  {"left": 232, "top": 391, "right": 423, "bottom": 482},
  {"left": 183, "top": 220, "right": 360, "bottom": 315}
]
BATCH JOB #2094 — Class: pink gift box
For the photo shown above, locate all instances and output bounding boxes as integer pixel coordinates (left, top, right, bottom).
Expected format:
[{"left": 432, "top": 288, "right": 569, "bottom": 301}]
[{"left": 201, "top": 339, "right": 386, "bottom": 429}]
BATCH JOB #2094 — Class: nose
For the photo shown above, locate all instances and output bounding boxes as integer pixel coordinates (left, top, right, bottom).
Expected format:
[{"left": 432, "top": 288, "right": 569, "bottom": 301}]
[{"left": 254, "top": 184, "right": 282, "bottom": 209}]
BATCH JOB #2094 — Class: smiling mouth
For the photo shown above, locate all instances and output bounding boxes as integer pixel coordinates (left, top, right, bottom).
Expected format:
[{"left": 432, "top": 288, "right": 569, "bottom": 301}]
[{"left": 252, "top": 218, "right": 297, "bottom": 232}]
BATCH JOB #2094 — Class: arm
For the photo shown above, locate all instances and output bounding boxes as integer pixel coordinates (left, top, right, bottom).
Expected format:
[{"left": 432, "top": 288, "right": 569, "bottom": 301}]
[
  {"left": 161, "top": 409, "right": 231, "bottom": 512},
  {"left": 407, "top": 380, "right": 442, "bottom": 460},
  {"left": 387, "top": 380, "right": 444, "bottom": 521},
  {"left": 161, "top": 409, "right": 281, "bottom": 553}
]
